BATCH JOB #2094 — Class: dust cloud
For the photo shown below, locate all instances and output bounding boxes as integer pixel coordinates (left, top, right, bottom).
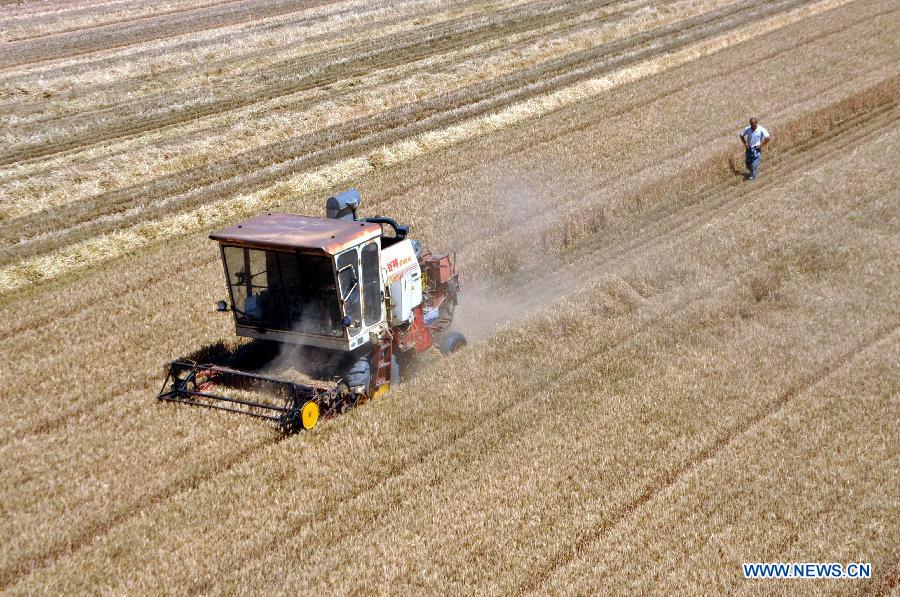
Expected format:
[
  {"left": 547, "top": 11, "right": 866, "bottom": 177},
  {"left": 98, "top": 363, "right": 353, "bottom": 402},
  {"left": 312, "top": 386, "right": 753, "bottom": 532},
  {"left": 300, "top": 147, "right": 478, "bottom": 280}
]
[{"left": 447, "top": 167, "right": 587, "bottom": 343}]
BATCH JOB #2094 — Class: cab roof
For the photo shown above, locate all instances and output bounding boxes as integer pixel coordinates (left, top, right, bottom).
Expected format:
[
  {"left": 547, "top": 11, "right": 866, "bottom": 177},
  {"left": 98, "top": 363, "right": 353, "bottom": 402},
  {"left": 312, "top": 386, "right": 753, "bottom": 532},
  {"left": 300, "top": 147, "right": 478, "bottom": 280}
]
[{"left": 209, "top": 213, "right": 381, "bottom": 255}]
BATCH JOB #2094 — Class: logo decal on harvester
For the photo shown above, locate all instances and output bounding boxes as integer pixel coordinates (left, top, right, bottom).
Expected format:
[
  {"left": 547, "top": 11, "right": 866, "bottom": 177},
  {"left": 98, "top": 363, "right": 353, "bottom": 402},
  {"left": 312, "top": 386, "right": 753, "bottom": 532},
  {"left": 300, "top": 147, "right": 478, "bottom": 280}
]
[
  {"left": 387, "top": 256, "right": 416, "bottom": 283},
  {"left": 386, "top": 256, "right": 412, "bottom": 272}
]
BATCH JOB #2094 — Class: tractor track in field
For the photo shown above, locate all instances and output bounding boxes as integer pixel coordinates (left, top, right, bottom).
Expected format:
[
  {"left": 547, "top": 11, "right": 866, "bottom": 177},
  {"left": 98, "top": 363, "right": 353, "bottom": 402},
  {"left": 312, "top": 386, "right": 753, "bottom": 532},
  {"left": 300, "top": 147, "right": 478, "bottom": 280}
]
[
  {"left": 645, "top": 305, "right": 898, "bottom": 590},
  {"left": 0, "top": 5, "right": 468, "bottom": 147},
  {"left": 516, "top": 324, "right": 900, "bottom": 595},
  {"left": 4, "top": 94, "right": 891, "bottom": 586},
  {"left": 0, "top": 0, "right": 629, "bottom": 185},
  {"left": 0, "top": 9, "right": 888, "bottom": 341},
  {"left": 0, "top": 0, "right": 590, "bottom": 127},
  {"left": 0, "top": 0, "right": 409, "bottom": 86},
  {"left": 0, "top": 0, "right": 93, "bottom": 15},
  {"left": 0, "top": 0, "right": 432, "bottom": 88},
  {"left": 0, "top": 256, "right": 210, "bottom": 341},
  {"left": 0, "top": 433, "right": 286, "bottom": 590},
  {"left": 2, "top": 0, "right": 251, "bottom": 43},
  {"left": 0, "top": 0, "right": 613, "bottom": 164},
  {"left": 6, "top": 64, "right": 890, "bottom": 446},
  {"left": 544, "top": 92, "right": 899, "bottom": 280},
  {"left": 0, "top": 0, "right": 816, "bottom": 261},
  {"left": 0, "top": 0, "right": 344, "bottom": 70},
  {"left": 0, "top": 0, "right": 528, "bottom": 129},
  {"left": 0, "top": 0, "right": 128, "bottom": 17}
]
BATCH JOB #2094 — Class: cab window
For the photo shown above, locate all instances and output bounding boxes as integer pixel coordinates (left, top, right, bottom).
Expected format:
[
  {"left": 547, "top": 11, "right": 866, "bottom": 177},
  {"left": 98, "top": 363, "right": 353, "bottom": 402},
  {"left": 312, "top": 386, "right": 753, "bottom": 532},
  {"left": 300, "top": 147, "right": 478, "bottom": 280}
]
[
  {"left": 361, "top": 242, "right": 382, "bottom": 326},
  {"left": 222, "top": 246, "right": 341, "bottom": 336}
]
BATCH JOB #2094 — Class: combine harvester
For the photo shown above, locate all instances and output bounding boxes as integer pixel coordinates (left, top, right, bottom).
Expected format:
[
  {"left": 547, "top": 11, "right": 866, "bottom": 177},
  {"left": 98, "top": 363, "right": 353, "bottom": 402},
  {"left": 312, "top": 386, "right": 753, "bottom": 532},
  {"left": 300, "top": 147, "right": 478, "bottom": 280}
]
[{"left": 158, "top": 190, "right": 465, "bottom": 432}]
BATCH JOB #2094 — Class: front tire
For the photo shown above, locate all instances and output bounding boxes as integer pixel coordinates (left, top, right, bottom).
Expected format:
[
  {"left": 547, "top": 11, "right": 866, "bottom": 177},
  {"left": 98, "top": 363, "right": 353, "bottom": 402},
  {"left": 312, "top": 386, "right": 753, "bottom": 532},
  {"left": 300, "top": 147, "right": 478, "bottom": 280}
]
[
  {"left": 438, "top": 331, "right": 467, "bottom": 355},
  {"left": 346, "top": 355, "right": 372, "bottom": 395}
]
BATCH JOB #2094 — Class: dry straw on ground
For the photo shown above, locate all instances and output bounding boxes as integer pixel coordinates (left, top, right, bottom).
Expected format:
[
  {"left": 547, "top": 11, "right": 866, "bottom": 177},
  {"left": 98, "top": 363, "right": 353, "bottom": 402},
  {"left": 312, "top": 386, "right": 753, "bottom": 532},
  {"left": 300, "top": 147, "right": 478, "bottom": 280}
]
[
  {"left": 0, "top": 0, "right": 897, "bottom": 593},
  {"left": 0, "top": 0, "right": 859, "bottom": 294}
]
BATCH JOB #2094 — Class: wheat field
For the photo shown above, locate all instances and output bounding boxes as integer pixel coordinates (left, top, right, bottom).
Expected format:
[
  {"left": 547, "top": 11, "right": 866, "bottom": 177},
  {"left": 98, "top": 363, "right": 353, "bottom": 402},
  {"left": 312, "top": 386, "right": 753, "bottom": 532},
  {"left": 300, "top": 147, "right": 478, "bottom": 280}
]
[{"left": 1, "top": 0, "right": 897, "bottom": 593}]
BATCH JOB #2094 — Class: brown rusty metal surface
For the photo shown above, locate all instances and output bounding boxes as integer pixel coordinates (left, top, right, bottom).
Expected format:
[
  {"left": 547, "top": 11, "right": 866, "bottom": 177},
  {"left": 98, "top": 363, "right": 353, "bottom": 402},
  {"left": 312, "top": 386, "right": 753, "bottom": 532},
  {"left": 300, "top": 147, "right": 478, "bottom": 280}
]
[{"left": 209, "top": 212, "right": 381, "bottom": 254}]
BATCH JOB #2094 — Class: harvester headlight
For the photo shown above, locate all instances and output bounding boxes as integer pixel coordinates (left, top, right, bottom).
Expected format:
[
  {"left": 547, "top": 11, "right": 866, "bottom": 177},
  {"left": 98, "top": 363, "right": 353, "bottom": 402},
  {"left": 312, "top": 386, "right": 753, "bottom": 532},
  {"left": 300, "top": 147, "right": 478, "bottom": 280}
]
[{"left": 216, "top": 300, "right": 228, "bottom": 312}]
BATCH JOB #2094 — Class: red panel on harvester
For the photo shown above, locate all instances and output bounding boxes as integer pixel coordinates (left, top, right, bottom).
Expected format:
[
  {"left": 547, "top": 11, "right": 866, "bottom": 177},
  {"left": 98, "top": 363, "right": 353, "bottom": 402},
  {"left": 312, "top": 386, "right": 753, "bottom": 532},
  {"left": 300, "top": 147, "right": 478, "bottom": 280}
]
[{"left": 435, "top": 254, "right": 452, "bottom": 284}]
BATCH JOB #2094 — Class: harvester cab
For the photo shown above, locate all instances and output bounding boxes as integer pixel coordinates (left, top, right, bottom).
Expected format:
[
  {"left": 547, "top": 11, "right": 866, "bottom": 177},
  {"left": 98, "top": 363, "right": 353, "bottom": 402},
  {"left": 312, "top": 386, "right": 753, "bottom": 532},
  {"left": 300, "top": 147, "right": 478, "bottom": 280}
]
[{"left": 158, "top": 189, "right": 464, "bottom": 433}]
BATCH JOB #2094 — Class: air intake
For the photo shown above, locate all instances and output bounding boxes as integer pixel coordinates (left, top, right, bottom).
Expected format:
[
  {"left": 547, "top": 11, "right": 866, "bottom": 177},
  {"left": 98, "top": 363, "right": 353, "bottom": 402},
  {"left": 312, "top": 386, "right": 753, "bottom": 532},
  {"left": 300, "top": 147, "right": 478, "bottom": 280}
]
[{"left": 325, "top": 189, "right": 361, "bottom": 221}]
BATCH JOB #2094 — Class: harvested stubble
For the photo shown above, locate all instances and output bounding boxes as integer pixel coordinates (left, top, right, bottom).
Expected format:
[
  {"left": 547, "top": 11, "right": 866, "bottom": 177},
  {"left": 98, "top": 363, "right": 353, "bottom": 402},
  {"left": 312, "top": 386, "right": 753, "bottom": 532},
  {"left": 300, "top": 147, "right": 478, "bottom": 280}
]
[
  {"left": 0, "top": 0, "right": 376, "bottom": 68},
  {"left": 0, "top": 0, "right": 262, "bottom": 42},
  {"left": 0, "top": 0, "right": 898, "bottom": 593},
  {"left": 1, "top": 0, "right": 889, "bottom": 294},
  {"left": 0, "top": 0, "right": 739, "bottom": 225},
  {"left": 0, "top": 0, "right": 712, "bottom": 219}
]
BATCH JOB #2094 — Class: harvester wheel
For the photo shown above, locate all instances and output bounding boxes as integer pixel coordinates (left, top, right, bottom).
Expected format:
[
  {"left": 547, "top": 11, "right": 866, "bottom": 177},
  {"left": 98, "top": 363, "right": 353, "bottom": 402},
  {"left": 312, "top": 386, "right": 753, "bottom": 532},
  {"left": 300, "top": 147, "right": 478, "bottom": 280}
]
[
  {"left": 438, "top": 331, "right": 467, "bottom": 355},
  {"left": 346, "top": 355, "right": 372, "bottom": 395},
  {"left": 300, "top": 400, "right": 320, "bottom": 431}
]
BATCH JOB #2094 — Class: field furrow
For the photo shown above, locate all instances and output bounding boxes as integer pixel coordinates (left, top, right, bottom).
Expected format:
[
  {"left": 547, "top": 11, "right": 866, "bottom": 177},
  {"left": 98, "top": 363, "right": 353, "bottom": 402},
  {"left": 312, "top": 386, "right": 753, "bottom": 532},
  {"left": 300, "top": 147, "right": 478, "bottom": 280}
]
[
  {"left": 0, "top": 0, "right": 840, "bottom": 265},
  {"left": 0, "top": 0, "right": 439, "bottom": 87},
  {"left": 0, "top": 0, "right": 589, "bottom": 131},
  {"left": 0, "top": 0, "right": 641, "bottom": 216},
  {"left": 1, "top": 0, "right": 249, "bottom": 42},
  {"left": 519, "top": 324, "right": 898, "bottom": 594},
  {"left": 0, "top": 0, "right": 598, "bottom": 162},
  {"left": 0, "top": 0, "right": 343, "bottom": 69},
  {"left": 541, "top": 336, "right": 899, "bottom": 594},
  {"left": 2, "top": 0, "right": 896, "bottom": 592}
]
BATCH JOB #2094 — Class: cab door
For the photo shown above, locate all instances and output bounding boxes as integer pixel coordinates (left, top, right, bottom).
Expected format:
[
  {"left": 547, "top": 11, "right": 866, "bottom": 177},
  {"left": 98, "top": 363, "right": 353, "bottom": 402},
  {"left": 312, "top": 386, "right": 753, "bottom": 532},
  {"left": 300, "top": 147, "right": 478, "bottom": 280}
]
[
  {"left": 335, "top": 247, "right": 363, "bottom": 346},
  {"left": 337, "top": 242, "right": 385, "bottom": 347}
]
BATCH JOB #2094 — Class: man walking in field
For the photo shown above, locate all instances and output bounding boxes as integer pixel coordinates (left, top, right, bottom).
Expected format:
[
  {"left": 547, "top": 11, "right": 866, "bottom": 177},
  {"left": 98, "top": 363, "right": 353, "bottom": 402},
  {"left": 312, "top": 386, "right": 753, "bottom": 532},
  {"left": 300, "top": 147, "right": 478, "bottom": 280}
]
[{"left": 739, "top": 117, "right": 770, "bottom": 180}]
